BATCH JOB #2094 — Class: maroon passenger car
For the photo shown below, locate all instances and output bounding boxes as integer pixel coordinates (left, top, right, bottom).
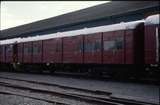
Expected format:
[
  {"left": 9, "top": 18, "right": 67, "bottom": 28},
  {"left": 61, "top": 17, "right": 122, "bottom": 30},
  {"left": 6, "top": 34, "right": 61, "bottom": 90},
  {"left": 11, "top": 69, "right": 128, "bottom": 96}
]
[{"left": 0, "top": 14, "right": 159, "bottom": 78}]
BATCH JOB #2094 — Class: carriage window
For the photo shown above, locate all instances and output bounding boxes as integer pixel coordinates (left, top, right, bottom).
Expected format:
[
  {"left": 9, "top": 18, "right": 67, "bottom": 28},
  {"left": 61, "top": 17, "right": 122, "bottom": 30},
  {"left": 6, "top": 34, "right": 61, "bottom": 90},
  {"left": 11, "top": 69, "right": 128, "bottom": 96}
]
[
  {"left": 104, "top": 36, "right": 123, "bottom": 51},
  {"left": 1, "top": 47, "right": 4, "bottom": 53},
  {"left": 76, "top": 41, "right": 83, "bottom": 52},
  {"left": 6, "top": 45, "right": 13, "bottom": 53},
  {"left": 85, "top": 43, "right": 94, "bottom": 52},
  {"left": 94, "top": 39, "right": 101, "bottom": 51},
  {"left": 33, "top": 45, "right": 41, "bottom": 53},
  {"left": 85, "top": 40, "right": 101, "bottom": 52},
  {"left": 24, "top": 46, "right": 32, "bottom": 53},
  {"left": 115, "top": 37, "right": 123, "bottom": 49},
  {"left": 104, "top": 40, "right": 115, "bottom": 50},
  {"left": 18, "top": 45, "right": 23, "bottom": 53}
]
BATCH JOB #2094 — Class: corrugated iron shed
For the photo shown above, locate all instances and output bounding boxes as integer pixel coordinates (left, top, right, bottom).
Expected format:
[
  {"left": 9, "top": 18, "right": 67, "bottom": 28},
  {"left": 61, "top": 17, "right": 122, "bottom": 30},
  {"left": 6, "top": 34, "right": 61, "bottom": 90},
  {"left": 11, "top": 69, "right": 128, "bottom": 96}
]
[{"left": 0, "top": 1, "right": 159, "bottom": 39}]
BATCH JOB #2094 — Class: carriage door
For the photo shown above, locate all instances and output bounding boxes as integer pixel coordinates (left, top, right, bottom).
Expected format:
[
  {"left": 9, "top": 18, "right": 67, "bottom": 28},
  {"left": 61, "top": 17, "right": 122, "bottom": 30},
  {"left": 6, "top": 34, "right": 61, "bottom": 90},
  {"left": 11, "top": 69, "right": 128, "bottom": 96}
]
[
  {"left": 114, "top": 31, "right": 125, "bottom": 64},
  {"left": 103, "top": 31, "right": 125, "bottom": 64},
  {"left": 13, "top": 43, "right": 18, "bottom": 63}
]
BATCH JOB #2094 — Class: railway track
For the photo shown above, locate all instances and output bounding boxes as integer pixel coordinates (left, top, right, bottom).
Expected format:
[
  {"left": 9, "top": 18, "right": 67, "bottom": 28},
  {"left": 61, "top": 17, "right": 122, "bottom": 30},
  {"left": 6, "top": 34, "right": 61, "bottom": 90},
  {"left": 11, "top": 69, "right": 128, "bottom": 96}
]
[
  {"left": 0, "top": 76, "right": 156, "bottom": 105},
  {"left": 0, "top": 91, "right": 68, "bottom": 105},
  {"left": 1, "top": 68, "right": 159, "bottom": 86},
  {"left": 53, "top": 71, "right": 159, "bottom": 85},
  {"left": 3, "top": 69, "right": 159, "bottom": 86}
]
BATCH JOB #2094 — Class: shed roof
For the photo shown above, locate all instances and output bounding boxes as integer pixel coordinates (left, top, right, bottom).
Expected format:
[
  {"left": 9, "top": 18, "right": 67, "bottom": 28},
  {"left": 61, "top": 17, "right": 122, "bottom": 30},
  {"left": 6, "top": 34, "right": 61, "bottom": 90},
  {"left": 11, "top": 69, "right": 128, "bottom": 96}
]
[{"left": 0, "top": 1, "right": 159, "bottom": 39}]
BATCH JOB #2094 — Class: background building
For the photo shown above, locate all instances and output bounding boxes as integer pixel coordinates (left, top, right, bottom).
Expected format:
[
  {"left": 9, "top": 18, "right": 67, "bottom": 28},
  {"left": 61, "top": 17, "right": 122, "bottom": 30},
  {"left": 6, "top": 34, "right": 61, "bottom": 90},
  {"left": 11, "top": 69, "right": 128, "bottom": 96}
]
[{"left": 0, "top": 1, "right": 159, "bottom": 40}]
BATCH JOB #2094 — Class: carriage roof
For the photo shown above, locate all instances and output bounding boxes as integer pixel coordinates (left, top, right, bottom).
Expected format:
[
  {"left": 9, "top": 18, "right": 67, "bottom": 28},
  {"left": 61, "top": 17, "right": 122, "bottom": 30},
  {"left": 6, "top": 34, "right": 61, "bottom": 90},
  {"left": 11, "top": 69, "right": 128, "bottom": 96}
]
[{"left": 0, "top": 20, "right": 144, "bottom": 45}]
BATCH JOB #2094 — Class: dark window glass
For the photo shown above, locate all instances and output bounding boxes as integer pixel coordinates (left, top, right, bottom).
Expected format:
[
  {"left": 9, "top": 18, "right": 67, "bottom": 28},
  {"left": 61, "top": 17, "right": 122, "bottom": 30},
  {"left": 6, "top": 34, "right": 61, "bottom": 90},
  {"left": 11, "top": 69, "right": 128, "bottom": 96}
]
[
  {"left": 94, "top": 39, "right": 101, "bottom": 51},
  {"left": 18, "top": 45, "right": 23, "bottom": 53},
  {"left": 24, "top": 46, "right": 32, "bottom": 53},
  {"left": 115, "top": 37, "right": 123, "bottom": 49},
  {"left": 6, "top": 45, "right": 13, "bottom": 53},
  {"left": 2, "top": 47, "right": 5, "bottom": 54},
  {"left": 33, "top": 45, "right": 41, "bottom": 54},
  {"left": 76, "top": 41, "right": 83, "bottom": 52},
  {"left": 85, "top": 43, "right": 94, "bottom": 52}
]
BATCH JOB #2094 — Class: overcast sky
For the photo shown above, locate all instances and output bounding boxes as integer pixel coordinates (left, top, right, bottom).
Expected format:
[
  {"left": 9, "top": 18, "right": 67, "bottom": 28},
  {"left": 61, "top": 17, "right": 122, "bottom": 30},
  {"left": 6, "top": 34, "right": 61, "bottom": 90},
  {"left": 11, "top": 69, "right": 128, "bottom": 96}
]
[{"left": 0, "top": 1, "right": 109, "bottom": 30}]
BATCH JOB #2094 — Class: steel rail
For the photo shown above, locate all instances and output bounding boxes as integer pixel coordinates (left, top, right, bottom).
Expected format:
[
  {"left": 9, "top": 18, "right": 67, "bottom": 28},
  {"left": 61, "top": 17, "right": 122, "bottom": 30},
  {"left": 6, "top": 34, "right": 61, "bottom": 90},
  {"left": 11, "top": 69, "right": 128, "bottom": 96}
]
[
  {"left": 0, "top": 91, "right": 68, "bottom": 105},
  {"left": 0, "top": 82, "right": 120, "bottom": 105},
  {"left": 0, "top": 76, "right": 157, "bottom": 105}
]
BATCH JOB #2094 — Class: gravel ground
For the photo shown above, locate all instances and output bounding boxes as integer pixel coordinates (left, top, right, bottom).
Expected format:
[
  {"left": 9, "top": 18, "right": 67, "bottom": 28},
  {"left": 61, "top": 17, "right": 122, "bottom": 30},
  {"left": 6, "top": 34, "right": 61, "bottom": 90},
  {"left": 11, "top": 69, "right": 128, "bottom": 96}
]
[
  {"left": 0, "top": 72, "right": 159, "bottom": 104},
  {"left": 0, "top": 83, "right": 96, "bottom": 105},
  {"left": 0, "top": 94, "right": 53, "bottom": 105}
]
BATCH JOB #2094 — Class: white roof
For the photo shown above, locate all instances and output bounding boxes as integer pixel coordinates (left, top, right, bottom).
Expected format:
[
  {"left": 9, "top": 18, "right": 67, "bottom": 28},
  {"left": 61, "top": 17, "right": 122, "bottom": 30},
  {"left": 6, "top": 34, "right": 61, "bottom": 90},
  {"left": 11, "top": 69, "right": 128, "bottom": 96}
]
[
  {"left": 145, "top": 14, "right": 160, "bottom": 25},
  {"left": 0, "top": 20, "right": 144, "bottom": 45}
]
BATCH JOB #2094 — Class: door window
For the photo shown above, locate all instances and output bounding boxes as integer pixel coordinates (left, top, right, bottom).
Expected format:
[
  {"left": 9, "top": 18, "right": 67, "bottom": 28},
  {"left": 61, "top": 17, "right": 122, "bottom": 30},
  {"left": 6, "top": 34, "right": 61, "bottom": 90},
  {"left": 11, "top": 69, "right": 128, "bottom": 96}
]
[
  {"left": 6, "top": 45, "right": 13, "bottom": 54},
  {"left": 76, "top": 41, "right": 83, "bottom": 53},
  {"left": 24, "top": 46, "right": 32, "bottom": 53},
  {"left": 33, "top": 44, "right": 41, "bottom": 54},
  {"left": 94, "top": 39, "right": 101, "bottom": 51},
  {"left": 104, "top": 40, "right": 115, "bottom": 50},
  {"left": 85, "top": 43, "right": 94, "bottom": 52}
]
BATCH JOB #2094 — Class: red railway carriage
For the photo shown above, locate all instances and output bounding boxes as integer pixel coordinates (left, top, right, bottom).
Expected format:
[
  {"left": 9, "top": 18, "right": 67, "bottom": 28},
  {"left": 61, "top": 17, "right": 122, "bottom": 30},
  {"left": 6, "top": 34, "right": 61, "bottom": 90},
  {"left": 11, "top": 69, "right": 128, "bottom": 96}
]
[
  {"left": 63, "top": 35, "right": 83, "bottom": 64},
  {"left": 144, "top": 14, "right": 159, "bottom": 64},
  {"left": 0, "top": 14, "right": 159, "bottom": 79},
  {"left": 0, "top": 19, "right": 144, "bottom": 67},
  {"left": 43, "top": 38, "right": 62, "bottom": 64},
  {"left": 84, "top": 33, "right": 102, "bottom": 64}
]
